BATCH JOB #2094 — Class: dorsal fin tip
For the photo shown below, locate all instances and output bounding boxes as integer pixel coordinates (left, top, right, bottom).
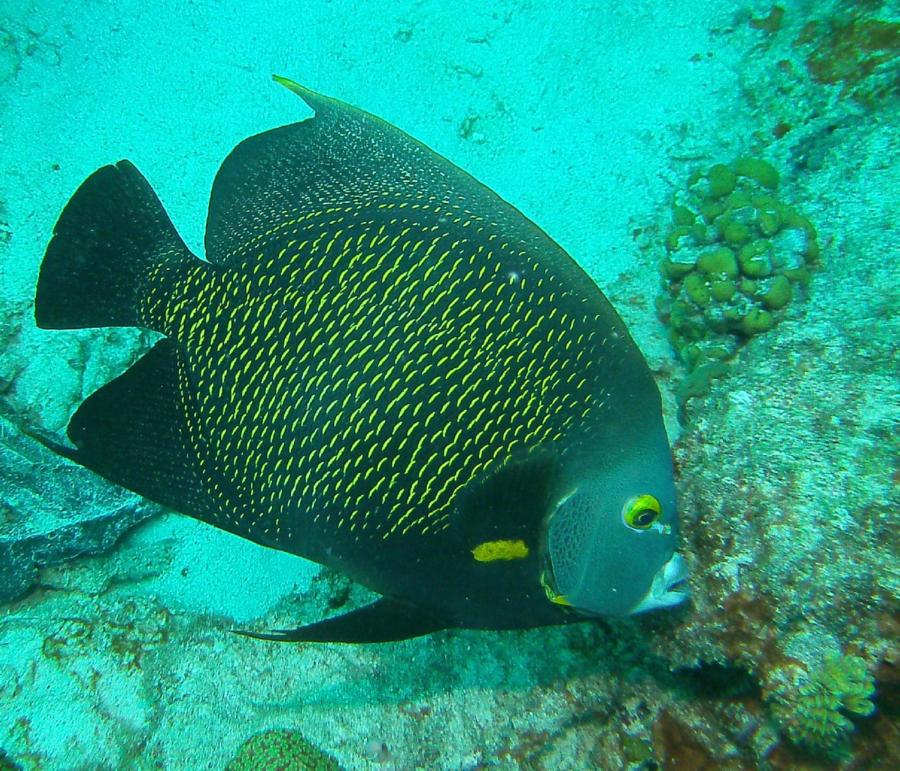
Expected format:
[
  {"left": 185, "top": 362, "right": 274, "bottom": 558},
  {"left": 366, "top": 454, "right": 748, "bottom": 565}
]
[{"left": 272, "top": 75, "right": 320, "bottom": 111}]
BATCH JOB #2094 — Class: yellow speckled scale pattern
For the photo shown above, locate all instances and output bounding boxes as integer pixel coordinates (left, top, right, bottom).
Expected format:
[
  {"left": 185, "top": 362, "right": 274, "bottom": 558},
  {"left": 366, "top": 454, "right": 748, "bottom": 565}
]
[{"left": 140, "top": 199, "right": 605, "bottom": 549}]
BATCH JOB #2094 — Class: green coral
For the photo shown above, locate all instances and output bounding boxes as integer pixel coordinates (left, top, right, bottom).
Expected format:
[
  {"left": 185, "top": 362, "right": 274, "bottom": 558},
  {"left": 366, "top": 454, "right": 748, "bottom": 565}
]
[
  {"left": 0, "top": 748, "right": 23, "bottom": 771},
  {"left": 739, "top": 308, "right": 775, "bottom": 336},
  {"left": 771, "top": 655, "right": 876, "bottom": 754},
  {"left": 674, "top": 361, "right": 728, "bottom": 423},
  {"left": 733, "top": 156, "right": 780, "bottom": 189},
  {"left": 707, "top": 163, "right": 737, "bottom": 197},
  {"left": 761, "top": 275, "right": 792, "bottom": 310},
  {"left": 656, "top": 157, "right": 819, "bottom": 402},
  {"left": 697, "top": 246, "right": 738, "bottom": 278},
  {"left": 226, "top": 729, "right": 341, "bottom": 771}
]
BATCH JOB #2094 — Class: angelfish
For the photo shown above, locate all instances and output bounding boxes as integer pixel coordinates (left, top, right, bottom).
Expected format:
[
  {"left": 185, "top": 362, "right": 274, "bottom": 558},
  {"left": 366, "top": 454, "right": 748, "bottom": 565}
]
[{"left": 32, "top": 77, "right": 688, "bottom": 643}]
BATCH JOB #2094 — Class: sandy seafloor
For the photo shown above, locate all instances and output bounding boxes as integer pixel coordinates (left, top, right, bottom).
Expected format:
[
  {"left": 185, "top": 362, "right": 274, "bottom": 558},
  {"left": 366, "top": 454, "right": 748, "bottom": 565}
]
[{"left": 0, "top": 0, "right": 898, "bottom": 769}]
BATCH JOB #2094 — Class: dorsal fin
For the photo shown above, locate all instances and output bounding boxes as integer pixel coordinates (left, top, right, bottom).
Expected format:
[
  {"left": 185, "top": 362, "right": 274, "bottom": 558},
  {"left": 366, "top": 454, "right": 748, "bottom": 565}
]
[{"left": 203, "top": 77, "right": 579, "bottom": 277}]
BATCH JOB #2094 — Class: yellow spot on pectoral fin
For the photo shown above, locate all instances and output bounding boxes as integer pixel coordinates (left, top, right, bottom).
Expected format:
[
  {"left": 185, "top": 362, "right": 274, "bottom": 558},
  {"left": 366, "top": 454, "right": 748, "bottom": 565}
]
[{"left": 471, "top": 539, "right": 529, "bottom": 562}]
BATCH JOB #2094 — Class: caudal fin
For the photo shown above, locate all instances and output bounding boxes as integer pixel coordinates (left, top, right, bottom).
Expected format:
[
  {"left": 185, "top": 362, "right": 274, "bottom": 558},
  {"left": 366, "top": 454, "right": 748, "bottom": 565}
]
[{"left": 35, "top": 160, "right": 194, "bottom": 330}]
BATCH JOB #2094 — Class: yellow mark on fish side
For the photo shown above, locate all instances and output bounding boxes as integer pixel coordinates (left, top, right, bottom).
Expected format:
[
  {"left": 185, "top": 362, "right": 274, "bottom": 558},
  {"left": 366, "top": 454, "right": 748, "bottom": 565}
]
[{"left": 471, "top": 539, "right": 529, "bottom": 562}]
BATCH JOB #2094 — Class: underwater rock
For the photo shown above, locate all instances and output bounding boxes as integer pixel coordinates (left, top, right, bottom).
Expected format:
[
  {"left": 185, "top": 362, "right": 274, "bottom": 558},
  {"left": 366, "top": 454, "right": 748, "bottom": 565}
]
[
  {"left": 657, "top": 187, "right": 898, "bottom": 760},
  {"left": 0, "top": 407, "right": 160, "bottom": 604}
]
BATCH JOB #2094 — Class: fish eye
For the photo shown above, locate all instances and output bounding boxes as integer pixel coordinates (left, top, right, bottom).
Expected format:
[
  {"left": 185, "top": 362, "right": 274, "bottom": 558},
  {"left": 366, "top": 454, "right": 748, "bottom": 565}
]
[{"left": 622, "top": 494, "right": 661, "bottom": 530}]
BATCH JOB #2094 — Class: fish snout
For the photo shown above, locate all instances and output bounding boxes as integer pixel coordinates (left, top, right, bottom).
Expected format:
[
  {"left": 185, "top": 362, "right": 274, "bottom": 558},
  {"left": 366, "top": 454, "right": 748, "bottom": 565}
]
[{"left": 629, "top": 553, "right": 690, "bottom": 614}]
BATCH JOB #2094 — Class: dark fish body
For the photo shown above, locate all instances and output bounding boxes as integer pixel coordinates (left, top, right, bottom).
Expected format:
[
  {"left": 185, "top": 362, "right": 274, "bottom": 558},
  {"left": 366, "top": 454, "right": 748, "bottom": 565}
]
[{"left": 33, "top": 79, "right": 686, "bottom": 642}]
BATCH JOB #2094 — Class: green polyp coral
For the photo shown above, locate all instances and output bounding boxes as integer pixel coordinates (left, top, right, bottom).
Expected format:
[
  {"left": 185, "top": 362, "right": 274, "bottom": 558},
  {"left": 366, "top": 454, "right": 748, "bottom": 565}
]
[
  {"left": 697, "top": 246, "right": 738, "bottom": 278},
  {"left": 740, "top": 308, "right": 775, "bottom": 336},
  {"left": 738, "top": 240, "right": 773, "bottom": 277},
  {"left": 769, "top": 655, "right": 876, "bottom": 755},
  {"left": 709, "top": 279, "right": 735, "bottom": 302},
  {"left": 706, "top": 163, "right": 737, "bottom": 197},
  {"left": 674, "top": 361, "right": 728, "bottom": 422},
  {"left": 656, "top": 157, "right": 818, "bottom": 393},
  {"left": 682, "top": 272, "right": 710, "bottom": 306},
  {"left": 671, "top": 204, "right": 696, "bottom": 226},
  {"left": 225, "top": 729, "right": 341, "bottom": 771},
  {"left": 733, "top": 156, "right": 780, "bottom": 189},
  {"left": 761, "top": 275, "right": 792, "bottom": 310}
]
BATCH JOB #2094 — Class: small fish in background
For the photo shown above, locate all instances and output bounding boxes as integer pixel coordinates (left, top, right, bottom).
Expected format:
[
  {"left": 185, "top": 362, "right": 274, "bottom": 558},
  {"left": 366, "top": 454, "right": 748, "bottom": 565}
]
[{"left": 30, "top": 77, "right": 688, "bottom": 643}]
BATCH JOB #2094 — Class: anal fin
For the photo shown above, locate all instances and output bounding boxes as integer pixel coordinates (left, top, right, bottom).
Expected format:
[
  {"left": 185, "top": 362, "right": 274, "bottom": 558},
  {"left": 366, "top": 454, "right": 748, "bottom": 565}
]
[
  {"left": 41, "top": 339, "right": 215, "bottom": 521},
  {"left": 233, "top": 598, "right": 448, "bottom": 643}
]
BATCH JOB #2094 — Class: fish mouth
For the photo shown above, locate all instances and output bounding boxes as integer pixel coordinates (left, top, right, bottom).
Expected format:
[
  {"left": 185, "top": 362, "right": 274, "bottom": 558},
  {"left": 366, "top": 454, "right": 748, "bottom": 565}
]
[{"left": 629, "top": 553, "right": 690, "bottom": 614}]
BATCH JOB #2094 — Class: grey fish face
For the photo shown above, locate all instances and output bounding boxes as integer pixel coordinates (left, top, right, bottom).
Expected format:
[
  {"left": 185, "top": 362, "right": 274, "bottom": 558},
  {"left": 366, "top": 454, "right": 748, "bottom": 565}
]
[{"left": 542, "top": 418, "right": 688, "bottom": 617}]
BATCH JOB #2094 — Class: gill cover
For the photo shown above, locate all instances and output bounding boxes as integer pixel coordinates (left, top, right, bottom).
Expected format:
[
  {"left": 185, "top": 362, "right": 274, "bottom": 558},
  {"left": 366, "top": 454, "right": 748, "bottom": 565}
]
[{"left": 544, "top": 422, "right": 683, "bottom": 617}]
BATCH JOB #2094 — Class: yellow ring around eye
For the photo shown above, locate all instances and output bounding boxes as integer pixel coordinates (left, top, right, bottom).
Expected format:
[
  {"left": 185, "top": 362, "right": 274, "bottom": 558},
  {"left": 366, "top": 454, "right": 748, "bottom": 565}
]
[{"left": 623, "top": 494, "right": 661, "bottom": 530}]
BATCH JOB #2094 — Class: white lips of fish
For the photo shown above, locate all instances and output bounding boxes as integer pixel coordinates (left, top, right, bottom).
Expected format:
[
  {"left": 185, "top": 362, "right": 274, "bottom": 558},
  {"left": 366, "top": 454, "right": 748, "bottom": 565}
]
[{"left": 630, "top": 553, "right": 690, "bottom": 614}]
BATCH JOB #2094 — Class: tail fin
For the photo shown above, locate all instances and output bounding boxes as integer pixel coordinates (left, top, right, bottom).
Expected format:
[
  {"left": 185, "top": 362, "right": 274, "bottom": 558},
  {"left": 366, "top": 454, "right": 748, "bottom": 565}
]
[{"left": 35, "top": 160, "right": 195, "bottom": 331}]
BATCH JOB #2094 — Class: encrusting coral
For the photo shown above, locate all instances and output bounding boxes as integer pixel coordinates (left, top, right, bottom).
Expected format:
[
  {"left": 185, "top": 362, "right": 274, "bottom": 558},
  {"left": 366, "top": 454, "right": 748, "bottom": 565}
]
[{"left": 225, "top": 729, "right": 341, "bottom": 771}]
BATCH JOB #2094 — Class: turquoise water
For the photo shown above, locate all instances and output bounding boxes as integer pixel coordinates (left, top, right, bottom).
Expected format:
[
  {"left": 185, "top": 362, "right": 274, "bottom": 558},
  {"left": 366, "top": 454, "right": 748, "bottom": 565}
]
[{"left": 1, "top": 0, "right": 897, "bottom": 768}]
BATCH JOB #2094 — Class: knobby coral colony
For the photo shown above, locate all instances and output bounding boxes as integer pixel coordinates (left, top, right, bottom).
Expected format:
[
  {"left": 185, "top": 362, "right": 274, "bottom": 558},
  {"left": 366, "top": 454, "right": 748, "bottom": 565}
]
[{"left": 656, "top": 157, "right": 818, "bottom": 380}]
